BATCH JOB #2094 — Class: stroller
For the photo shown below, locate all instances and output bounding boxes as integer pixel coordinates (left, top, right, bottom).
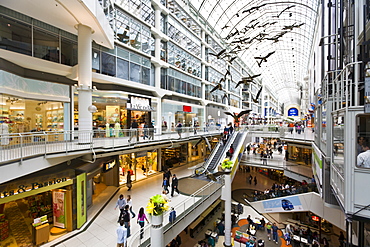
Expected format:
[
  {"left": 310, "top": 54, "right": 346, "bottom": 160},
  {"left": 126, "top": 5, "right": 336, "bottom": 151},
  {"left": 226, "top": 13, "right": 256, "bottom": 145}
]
[{"left": 257, "top": 239, "right": 265, "bottom": 247}]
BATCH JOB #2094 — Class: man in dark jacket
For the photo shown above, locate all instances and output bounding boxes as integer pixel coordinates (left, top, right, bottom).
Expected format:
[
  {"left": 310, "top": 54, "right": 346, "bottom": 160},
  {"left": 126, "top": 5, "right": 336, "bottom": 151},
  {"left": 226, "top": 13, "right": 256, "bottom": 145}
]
[
  {"left": 123, "top": 204, "right": 131, "bottom": 237},
  {"left": 171, "top": 174, "right": 179, "bottom": 197},
  {"left": 129, "top": 119, "right": 139, "bottom": 142}
]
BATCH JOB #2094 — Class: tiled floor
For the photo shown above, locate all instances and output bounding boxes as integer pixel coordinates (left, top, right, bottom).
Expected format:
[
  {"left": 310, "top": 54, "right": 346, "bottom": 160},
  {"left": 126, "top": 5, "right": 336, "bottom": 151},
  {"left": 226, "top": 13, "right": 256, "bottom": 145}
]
[{"left": 39, "top": 143, "right": 318, "bottom": 247}]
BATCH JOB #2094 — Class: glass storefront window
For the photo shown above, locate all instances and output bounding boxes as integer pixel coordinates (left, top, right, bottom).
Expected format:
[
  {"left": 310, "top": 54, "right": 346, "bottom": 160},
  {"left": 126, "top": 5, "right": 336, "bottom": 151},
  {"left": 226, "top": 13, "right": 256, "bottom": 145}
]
[
  {"left": 356, "top": 114, "right": 370, "bottom": 169},
  {"left": 130, "top": 62, "right": 141, "bottom": 83},
  {"left": 61, "top": 37, "right": 78, "bottom": 66},
  {"left": 0, "top": 94, "right": 67, "bottom": 133},
  {"left": 117, "top": 58, "right": 129, "bottom": 80},
  {"left": 119, "top": 150, "right": 158, "bottom": 185}
]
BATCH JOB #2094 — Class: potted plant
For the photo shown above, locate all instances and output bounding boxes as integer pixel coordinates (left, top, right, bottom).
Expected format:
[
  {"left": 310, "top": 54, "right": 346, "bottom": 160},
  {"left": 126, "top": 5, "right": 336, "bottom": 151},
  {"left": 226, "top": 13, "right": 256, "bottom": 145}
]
[
  {"left": 146, "top": 194, "right": 170, "bottom": 226},
  {"left": 221, "top": 158, "right": 233, "bottom": 171}
]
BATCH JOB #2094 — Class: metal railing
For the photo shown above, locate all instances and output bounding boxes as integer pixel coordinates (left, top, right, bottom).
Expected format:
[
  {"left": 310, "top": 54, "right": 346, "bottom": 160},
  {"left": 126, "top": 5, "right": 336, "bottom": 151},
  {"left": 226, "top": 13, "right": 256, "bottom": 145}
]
[
  {"left": 0, "top": 127, "right": 222, "bottom": 163},
  {"left": 0, "top": 125, "right": 314, "bottom": 163},
  {"left": 126, "top": 178, "right": 224, "bottom": 246}
]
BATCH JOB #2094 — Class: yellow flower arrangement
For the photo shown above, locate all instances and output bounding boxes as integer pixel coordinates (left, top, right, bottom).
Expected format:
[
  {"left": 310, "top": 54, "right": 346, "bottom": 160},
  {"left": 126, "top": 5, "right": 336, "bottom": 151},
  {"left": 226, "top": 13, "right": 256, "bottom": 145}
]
[
  {"left": 146, "top": 194, "right": 170, "bottom": 216},
  {"left": 221, "top": 158, "right": 233, "bottom": 170}
]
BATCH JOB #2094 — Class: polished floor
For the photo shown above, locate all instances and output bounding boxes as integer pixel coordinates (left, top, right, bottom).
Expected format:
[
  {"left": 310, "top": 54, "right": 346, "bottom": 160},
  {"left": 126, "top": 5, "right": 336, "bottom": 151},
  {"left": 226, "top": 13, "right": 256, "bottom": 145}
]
[{"left": 40, "top": 145, "right": 334, "bottom": 247}]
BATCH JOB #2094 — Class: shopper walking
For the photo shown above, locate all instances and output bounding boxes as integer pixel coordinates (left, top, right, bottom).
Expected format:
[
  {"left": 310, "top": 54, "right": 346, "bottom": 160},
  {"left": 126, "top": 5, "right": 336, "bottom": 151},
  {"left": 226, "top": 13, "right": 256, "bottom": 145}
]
[
  {"left": 249, "top": 175, "right": 253, "bottom": 185},
  {"left": 254, "top": 176, "right": 258, "bottom": 186},
  {"left": 126, "top": 195, "right": 135, "bottom": 218},
  {"left": 115, "top": 194, "right": 127, "bottom": 222},
  {"left": 137, "top": 207, "right": 149, "bottom": 239},
  {"left": 171, "top": 174, "right": 179, "bottom": 197},
  {"left": 163, "top": 177, "right": 170, "bottom": 194},
  {"left": 176, "top": 121, "right": 182, "bottom": 138},
  {"left": 272, "top": 222, "right": 279, "bottom": 244},
  {"left": 123, "top": 205, "right": 131, "bottom": 237},
  {"left": 129, "top": 119, "right": 139, "bottom": 142},
  {"left": 266, "top": 222, "right": 272, "bottom": 240},
  {"left": 126, "top": 172, "right": 132, "bottom": 191},
  {"left": 116, "top": 220, "right": 127, "bottom": 247}
]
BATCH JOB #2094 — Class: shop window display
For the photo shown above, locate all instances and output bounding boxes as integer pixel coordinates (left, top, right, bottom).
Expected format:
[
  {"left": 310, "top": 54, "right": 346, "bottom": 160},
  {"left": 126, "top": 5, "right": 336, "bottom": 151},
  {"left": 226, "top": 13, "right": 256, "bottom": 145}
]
[
  {"left": 0, "top": 95, "right": 66, "bottom": 134},
  {"left": 119, "top": 151, "right": 158, "bottom": 185}
]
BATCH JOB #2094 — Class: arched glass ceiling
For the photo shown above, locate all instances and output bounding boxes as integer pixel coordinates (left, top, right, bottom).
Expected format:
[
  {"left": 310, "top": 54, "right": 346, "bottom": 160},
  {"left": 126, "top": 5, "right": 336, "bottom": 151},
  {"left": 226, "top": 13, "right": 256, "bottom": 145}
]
[{"left": 189, "top": 0, "right": 320, "bottom": 105}]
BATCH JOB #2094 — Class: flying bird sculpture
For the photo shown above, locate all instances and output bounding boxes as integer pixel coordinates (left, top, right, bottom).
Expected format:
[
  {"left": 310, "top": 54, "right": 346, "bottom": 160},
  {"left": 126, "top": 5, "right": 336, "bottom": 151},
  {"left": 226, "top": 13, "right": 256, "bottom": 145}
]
[
  {"left": 255, "top": 51, "right": 275, "bottom": 67},
  {"left": 251, "top": 86, "right": 263, "bottom": 103},
  {"left": 210, "top": 83, "right": 223, "bottom": 93},
  {"left": 282, "top": 23, "right": 305, "bottom": 30},
  {"left": 275, "top": 5, "right": 295, "bottom": 18},
  {"left": 209, "top": 49, "right": 227, "bottom": 59},
  {"left": 224, "top": 110, "right": 252, "bottom": 122}
]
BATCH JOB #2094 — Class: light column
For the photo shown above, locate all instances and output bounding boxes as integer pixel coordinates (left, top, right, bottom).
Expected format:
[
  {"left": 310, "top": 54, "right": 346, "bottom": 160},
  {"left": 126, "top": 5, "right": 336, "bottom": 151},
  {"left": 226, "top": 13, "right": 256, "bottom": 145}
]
[
  {"left": 223, "top": 174, "right": 232, "bottom": 246},
  {"left": 150, "top": 215, "right": 164, "bottom": 247},
  {"left": 77, "top": 24, "right": 93, "bottom": 143}
]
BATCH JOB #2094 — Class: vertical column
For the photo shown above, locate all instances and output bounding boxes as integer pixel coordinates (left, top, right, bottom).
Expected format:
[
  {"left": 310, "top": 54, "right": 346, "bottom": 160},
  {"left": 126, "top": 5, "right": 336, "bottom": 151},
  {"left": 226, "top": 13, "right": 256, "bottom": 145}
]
[
  {"left": 156, "top": 94, "right": 162, "bottom": 135},
  {"left": 155, "top": 9, "right": 161, "bottom": 30},
  {"left": 223, "top": 174, "right": 232, "bottom": 246},
  {"left": 77, "top": 24, "right": 93, "bottom": 143},
  {"left": 150, "top": 215, "right": 164, "bottom": 247},
  {"left": 155, "top": 38, "right": 161, "bottom": 59},
  {"left": 157, "top": 148, "right": 162, "bottom": 171}
]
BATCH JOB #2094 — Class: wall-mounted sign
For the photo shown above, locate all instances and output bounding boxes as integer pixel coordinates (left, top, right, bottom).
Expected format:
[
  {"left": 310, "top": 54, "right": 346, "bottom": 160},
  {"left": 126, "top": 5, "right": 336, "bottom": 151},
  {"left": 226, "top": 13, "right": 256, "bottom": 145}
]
[
  {"left": 0, "top": 177, "right": 68, "bottom": 199},
  {"left": 103, "top": 160, "right": 116, "bottom": 172},
  {"left": 127, "top": 96, "right": 153, "bottom": 111},
  {"left": 288, "top": 108, "right": 299, "bottom": 116},
  {"left": 183, "top": 105, "right": 192, "bottom": 112}
]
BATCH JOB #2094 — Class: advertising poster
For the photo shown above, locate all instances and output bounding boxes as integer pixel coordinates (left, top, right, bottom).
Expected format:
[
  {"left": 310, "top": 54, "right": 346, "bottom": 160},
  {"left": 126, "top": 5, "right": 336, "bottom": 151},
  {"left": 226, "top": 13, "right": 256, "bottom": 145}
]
[
  {"left": 53, "top": 191, "right": 66, "bottom": 228},
  {"left": 77, "top": 173, "right": 87, "bottom": 228},
  {"left": 262, "top": 196, "right": 304, "bottom": 213},
  {"left": 106, "top": 106, "right": 120, "bottom": 124}
]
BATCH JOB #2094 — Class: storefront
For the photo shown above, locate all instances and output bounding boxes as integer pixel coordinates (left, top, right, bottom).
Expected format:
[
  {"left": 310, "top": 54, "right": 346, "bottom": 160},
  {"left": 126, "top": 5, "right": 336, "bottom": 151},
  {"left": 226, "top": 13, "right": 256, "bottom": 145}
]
[
  {"left": 0, "top": 169, "right": 76, "bottom": 246},
  {"left": 206, "top": 105, "right": 227, "bottom": 128},
  {"left": 0, "top": 70, "right": 70, "bottom": 134},
  {"left": 162, "top": 98, "right": 204, "bottom": 130},
  {"left": 286, "top": 142, "right": 312, "bottom": 165},
  {"left": 74, "top": 93, "right": 157, "bottom": 134},
  {"left": 119, "top": 150, "right": 158, "bottom": 185},
  {"left": 75, "top": 157, "right": 120, "bottom": 209},
  {"left": 126, "top": 95, "right": 155, "bottom": 131}
]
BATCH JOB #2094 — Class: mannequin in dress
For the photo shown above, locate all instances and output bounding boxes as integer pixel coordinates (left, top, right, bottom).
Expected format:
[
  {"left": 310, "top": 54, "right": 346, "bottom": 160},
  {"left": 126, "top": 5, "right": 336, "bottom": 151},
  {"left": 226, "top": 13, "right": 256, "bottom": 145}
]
[
  {"left": 114, "top": 122, "right": 121, "bottom": 137},
  {"left": 105, "top": 123, "right": 110, "bottom": 137}
]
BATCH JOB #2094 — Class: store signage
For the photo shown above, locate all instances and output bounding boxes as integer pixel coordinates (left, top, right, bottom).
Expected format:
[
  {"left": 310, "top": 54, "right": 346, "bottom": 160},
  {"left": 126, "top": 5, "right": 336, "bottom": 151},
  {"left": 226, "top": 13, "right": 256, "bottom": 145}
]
[
  {"left": 127, "top": 96, "right": 153, "bottom": 111},
  {"left": 0, "top": 177, "right": 68, "bottom": 199},
  {"left": 311, "top": 215, "right": 320, "bottom": 221},
  {"left": 103, "top": 160, "right": 116, "bottom": 172},
  {"left": 288, "top": 107, "right": 299, "bottom": 116},
  {"left": 183, "top": 105, "right": 192, "bottom": 112}
]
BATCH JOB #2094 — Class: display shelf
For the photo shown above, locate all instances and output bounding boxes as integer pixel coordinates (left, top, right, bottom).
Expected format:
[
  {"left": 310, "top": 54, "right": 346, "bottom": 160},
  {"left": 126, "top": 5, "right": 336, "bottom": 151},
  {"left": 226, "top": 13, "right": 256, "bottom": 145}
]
[{"left": 46, "top": 109, "right": 64, "bottom": 131}]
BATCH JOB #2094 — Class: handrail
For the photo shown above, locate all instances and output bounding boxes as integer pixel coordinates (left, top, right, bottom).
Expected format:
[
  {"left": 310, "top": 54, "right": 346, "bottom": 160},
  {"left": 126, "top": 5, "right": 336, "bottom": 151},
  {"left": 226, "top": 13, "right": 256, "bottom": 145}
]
[
  {"left": 0, "top": 127, "right": 222, "bottom": 163},
  {"left": 126, "top": 178, "right": 224, "bottom": 246}
]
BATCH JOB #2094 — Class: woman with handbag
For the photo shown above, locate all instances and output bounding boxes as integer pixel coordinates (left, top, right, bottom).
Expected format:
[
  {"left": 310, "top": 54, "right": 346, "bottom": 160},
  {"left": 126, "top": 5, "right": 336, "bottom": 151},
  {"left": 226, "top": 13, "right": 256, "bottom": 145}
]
[{"left": 137, "top": 207, "right": 149, "bottom": 239}]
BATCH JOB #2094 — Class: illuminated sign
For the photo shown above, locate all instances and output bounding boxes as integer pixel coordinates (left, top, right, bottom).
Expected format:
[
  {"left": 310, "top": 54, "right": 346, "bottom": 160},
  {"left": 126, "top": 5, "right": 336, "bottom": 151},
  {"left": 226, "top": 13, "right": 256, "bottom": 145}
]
[
  {"left": 288, "top": 108, "right": 299, "bottom": 116},
  {"left": 103, "top": 160, "right": 116, "bottom": 172},
  {"left": 1, "top": 177, "right": 68, "bottom": 199},
  {"left": 311, "top": 215, "right": 320, "bottom": 221},
  {"left": 127, "top": 96, "right": 153, "bottom": 111}
]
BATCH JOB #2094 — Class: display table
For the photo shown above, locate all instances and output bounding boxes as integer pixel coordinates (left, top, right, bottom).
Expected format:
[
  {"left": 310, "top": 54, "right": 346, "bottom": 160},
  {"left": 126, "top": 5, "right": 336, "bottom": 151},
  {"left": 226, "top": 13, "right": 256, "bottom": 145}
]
[{"left": 33, "top": 223, "right": 49, "bottom": 245}]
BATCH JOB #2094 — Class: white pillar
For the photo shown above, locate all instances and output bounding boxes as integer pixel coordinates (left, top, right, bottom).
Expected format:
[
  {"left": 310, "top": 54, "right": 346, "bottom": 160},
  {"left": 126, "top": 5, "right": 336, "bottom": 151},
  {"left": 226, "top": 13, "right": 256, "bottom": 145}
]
[
  {"left": 156, "top": 95, "right": 162, "bottom": 135},
  {"left": 77, "top": 24, "right": 93, "bottom": 143},
  {"left": 155, "top": 38, "right": 161, "bottom": 59},
  {"left": 150, "top": 215, "right": 164, "bottom": 247},
  {"left": 223, "top": 174, "right": 232, "bottom": 246},
  {"left": 155, "top": 9, "right": 161, "bottom": 30}
]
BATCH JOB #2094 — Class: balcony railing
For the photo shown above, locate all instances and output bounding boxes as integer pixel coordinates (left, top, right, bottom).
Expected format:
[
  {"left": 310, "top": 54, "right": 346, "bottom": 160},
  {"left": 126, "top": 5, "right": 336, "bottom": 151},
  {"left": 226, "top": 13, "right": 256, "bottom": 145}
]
[
  {"left": 126, "top": 177, "right": 224, "bottom": 246},
  {"left": 0, "top": 127, "right": 221, "bottom": 163}
]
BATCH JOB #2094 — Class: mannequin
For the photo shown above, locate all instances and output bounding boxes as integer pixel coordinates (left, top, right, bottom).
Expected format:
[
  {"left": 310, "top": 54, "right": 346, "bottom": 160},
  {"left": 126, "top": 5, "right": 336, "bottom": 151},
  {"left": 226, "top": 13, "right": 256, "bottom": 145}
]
[
  {"left": 114, "top": 122, "right": 121, "bottom": 137},
  {"left": 105, "top": 123, "right": 110, "bottom": 137},
  {"left": 0, "top": 121, "right": 9, "bottom": 145}
]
